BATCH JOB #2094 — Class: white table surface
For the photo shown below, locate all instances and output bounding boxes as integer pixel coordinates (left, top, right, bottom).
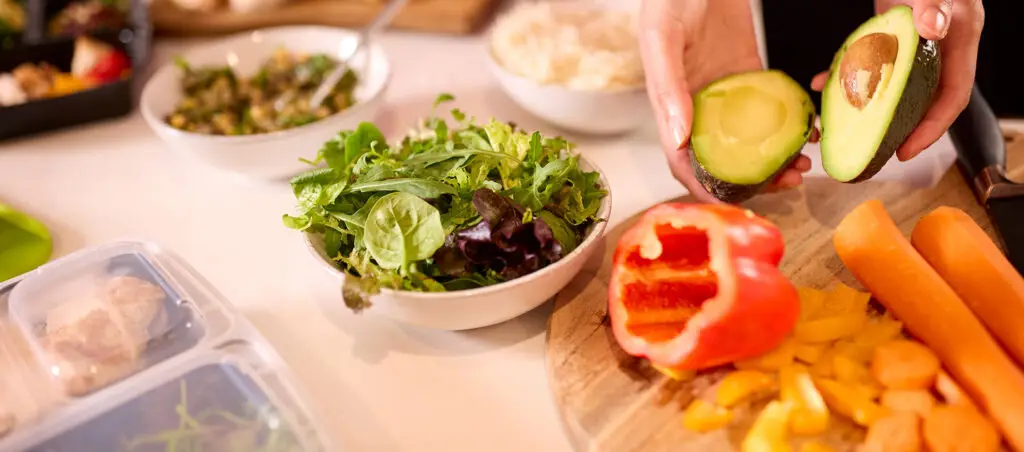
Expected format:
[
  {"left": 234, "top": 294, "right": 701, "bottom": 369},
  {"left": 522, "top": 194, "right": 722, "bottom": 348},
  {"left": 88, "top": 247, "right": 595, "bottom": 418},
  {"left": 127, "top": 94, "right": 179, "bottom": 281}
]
[{"left": 0, "top": 27, "right": 958, "bottom": 452}]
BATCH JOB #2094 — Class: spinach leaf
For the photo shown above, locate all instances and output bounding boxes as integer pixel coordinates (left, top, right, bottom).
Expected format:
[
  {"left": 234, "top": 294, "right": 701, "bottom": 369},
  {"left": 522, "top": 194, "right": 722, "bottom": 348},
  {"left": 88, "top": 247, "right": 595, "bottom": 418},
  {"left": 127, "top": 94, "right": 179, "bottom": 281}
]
[{"left": 363, "top": 192, "right": 446, "bottom": 270}]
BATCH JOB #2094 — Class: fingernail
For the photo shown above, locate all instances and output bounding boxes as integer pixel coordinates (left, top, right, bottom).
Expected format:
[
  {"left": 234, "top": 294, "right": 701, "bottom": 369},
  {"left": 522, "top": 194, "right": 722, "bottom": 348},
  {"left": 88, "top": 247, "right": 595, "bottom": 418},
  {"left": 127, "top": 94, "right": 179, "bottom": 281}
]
[
  {"left": 928, "top": 6, "right": 949, "bottom": 38},
  {"left": 668, "top": 111, "right": 686, "bottom": 150}
]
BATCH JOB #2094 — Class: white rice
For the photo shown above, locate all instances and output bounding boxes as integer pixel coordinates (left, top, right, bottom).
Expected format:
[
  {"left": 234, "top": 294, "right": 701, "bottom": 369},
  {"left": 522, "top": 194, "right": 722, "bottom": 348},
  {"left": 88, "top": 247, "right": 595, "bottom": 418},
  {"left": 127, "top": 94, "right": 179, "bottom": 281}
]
[{"left": 489, "top": 2, "right": 644, "bottom": 91}]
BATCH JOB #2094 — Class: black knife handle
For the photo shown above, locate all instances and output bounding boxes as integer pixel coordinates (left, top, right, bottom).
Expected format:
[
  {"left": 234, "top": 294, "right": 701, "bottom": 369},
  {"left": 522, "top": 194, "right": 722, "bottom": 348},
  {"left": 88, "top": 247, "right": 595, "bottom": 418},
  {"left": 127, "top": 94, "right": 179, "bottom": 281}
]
[{"left": 949, "top": 86, "right": 1006, "bottom": 184}]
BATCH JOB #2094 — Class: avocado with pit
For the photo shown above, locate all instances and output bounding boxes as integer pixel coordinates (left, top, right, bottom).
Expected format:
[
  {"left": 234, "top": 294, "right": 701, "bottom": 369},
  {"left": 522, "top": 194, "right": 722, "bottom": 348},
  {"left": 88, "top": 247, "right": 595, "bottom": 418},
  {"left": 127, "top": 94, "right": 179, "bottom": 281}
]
[
  {"left": 820, "top": 5, "right": 941, "bottom": 183},
  {"left": 690, "top": 69, "right": 815, "bottom": 203}
]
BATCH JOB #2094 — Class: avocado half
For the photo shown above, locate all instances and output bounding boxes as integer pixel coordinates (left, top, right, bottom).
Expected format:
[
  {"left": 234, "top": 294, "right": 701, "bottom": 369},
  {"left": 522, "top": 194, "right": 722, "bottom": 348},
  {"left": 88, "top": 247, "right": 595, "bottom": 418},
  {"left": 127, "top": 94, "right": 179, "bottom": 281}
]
[
  {"left": 690, "top": 69, "right": 815, "bottom": 203},
  {"left": 820, "top": 5, "right": 941, "bottom": 183}
]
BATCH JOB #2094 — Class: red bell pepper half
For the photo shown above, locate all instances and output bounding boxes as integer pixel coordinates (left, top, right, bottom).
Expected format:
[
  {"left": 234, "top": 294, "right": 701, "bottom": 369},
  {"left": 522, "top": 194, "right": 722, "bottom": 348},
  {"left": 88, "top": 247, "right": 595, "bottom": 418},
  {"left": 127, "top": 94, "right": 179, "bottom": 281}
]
[{"left": 608, "top": 203, "right": 800, "bottom": 371}]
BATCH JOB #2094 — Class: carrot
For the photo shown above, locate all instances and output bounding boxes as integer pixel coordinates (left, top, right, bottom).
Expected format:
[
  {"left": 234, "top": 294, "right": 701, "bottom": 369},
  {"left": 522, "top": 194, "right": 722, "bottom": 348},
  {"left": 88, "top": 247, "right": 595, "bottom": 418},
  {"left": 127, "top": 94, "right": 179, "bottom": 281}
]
[
  {"left": 880, "top": 389, "right": 935, "bottom": 416},
  {"left": 922, "top": 404, "right": 1000, "bottom": 452},
  {"left": 833, "top": 200, "right": 1024, "bottom": 450},
  {"left": 870, "top": 339, "right": 940, "bottom": 390},
  {"left": 911, "top": 206, "right": 1024, "bottom": 368},
  {"left": 860, "top": 412, "right": 922, "bottom": 452}
]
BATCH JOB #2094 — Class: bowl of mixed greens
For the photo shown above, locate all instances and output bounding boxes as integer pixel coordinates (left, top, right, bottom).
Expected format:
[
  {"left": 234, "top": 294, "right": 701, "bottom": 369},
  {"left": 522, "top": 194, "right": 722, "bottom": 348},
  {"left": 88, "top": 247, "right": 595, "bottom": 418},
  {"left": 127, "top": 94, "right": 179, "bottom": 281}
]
[
  {"left": 286, "top": 95, "right": 612, "bottom": 330},
  {"left": 140, "top": 26, "right": 390, "bottom": 181}
]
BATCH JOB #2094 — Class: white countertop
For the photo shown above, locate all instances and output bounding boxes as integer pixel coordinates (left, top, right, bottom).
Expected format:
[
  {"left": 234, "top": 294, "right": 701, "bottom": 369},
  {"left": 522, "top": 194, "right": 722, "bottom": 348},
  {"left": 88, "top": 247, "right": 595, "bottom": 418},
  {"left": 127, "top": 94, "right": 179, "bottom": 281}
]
[{"left": 0, "top": 30, "right": 958, "bottom": 452}]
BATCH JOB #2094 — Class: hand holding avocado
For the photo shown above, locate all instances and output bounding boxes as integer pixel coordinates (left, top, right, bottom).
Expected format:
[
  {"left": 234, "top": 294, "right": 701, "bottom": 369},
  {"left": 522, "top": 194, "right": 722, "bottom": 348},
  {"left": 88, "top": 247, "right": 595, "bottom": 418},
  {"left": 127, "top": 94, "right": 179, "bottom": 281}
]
[
  {"left": 638, "top": 0, "right": 815, "bottom": 204},
  {"left": 641, "top": 0, "right": 984, "bottom": 204},
  {"left": 811, "top": 0, "right": 984, "bottom": 164}
]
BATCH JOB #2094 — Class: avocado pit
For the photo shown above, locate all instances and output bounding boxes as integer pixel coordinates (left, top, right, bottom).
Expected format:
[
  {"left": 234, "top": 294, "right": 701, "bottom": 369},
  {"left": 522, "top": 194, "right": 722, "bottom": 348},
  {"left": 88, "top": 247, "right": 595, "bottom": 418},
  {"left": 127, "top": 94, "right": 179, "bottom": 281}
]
[{"left": 839, "top": 32, "right": 899, "bottom": 109}]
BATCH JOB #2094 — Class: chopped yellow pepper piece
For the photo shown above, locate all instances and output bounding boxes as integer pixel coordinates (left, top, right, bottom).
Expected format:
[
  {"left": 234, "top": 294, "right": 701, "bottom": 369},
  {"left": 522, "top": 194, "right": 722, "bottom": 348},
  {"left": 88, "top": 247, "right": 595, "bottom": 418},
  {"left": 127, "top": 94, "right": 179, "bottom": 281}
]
[
  {"left": 742, "top": 400, "right": 794, "bottom": 452},
  {"left": 850, "top": 315, "right": 904, "bottom": 348},
  {"left": 817, "top": 283, "right": 871, "bottom": 319},
  {"left": 810, "top": 347, "right": 839, "bottom": 378},
  {"left": 717, "top": 370, "right": 777, "bottom": 408},
  {"left": 653, "top": 365, "right": 696, "bottom": 382},
  {"left": 780, "top": 364, "right": 829, "bottom": 436},
  {"left": 794, "top": 311, "right": 868, "bottom": 343},
  {"left": 813, "top": 378, "right": 889, "bottom": 427},
  {"left": 794, "top": 342, "right": 830, "bottom": 364},
  {"left": 798, "top": 441, "right": 836, "bottom": 452},
  {"left": 833, "top": 354, "right": 872, "bottom": 385},
  {"left": 798, "top": 287, "right": 828, "bottom": 321},
  {"left": 830, "top": 339, "right": 875, "bottom": 364},
  {"left": 735, "top": 338, "right": 797, "bottom": 371},
  {"left": 682, "top": 398, "right": 734, "bottom": 432}
]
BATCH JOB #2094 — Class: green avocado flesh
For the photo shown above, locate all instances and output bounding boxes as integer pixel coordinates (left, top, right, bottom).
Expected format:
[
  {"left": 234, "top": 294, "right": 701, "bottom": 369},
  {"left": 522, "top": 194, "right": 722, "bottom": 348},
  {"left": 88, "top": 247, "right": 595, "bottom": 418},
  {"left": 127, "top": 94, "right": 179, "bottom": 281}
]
[
  {"left": 690, "top": 70, "right": 815, "bottom": 203},
  {"left": 821, "top": 5, "right": 941, "bottom": 183}
]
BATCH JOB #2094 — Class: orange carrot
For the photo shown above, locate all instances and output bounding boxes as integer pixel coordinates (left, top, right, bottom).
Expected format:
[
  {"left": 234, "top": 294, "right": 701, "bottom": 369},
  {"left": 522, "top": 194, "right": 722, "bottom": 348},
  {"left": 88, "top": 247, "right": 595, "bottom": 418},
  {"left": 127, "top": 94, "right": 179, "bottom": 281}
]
[
  {"left": 911, "top": 206, "right": 1024, "bottom": 368},
  {"left": 922, "top": 405, "right": 1001, "bottom": 452},
  {"left": 833, "top": 200, "right": 1024, "bottom": 451},
  {"left": 870, "top": 339, "right": 940, "bottom": 390}
]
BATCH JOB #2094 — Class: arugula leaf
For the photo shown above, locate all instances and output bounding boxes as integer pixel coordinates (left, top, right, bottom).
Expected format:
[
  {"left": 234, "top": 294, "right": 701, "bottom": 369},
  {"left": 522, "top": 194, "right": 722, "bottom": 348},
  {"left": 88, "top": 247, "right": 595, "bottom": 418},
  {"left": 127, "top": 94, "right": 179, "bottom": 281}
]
[{"left": 347, "top": 178, "right": 458, "bottom": 199}]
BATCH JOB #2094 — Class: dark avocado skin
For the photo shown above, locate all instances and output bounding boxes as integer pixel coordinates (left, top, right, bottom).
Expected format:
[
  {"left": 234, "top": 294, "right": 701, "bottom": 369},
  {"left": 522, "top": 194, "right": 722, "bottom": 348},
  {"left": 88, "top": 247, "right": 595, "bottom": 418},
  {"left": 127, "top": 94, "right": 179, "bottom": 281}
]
[
  {"left": 826, "top": 38, "right": 941, "bottom": 183},
  {"left": 691, "top": 110, "right": 815, "bottom": 204}
]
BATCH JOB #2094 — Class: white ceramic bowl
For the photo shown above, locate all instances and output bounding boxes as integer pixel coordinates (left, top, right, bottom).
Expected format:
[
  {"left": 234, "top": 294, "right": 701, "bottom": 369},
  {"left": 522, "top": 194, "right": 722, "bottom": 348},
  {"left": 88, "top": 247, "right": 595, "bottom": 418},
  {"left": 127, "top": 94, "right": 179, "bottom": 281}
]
[
  {"left": 303, "top": 157, "right": 612, "bottom": 331},
  {"left": 484, "top": 6, "right": 649, "bottom": 136},
  {"left": 141, "top": 26, "right": 391, "bottom": 181}
]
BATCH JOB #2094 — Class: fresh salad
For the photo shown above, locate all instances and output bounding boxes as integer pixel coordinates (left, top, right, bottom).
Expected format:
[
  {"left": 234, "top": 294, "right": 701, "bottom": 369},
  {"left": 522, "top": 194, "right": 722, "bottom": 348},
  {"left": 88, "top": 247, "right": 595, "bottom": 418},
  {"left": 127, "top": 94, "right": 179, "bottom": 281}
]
[{"left": 283, "top": 94, "right": 608, "bottom": 311}]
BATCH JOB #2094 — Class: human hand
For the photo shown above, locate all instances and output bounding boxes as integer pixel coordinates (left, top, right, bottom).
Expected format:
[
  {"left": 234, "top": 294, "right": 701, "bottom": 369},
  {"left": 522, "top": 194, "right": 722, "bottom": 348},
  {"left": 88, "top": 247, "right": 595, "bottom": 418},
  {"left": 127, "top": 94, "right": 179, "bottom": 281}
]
[
  {"left": 640, "top": 0, "right": 815, "bottom": 204},
  {"left": 810, "top": 0, "right": 985, "bottom": 161}
]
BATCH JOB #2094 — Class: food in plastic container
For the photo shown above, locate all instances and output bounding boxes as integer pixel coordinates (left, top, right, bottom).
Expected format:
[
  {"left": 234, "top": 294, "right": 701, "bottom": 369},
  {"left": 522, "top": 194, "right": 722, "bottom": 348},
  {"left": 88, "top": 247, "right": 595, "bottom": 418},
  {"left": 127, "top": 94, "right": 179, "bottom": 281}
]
[{"left": 0, "top": 240, "right": 329, "bottom": 451}]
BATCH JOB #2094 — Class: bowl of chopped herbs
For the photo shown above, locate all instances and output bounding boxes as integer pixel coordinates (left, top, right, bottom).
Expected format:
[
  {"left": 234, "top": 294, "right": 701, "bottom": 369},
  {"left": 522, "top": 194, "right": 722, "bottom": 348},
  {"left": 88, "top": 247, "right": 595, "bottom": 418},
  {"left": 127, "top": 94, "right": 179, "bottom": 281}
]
[{"left": 285, "top": 94, "right": 611, "bottom": 330}]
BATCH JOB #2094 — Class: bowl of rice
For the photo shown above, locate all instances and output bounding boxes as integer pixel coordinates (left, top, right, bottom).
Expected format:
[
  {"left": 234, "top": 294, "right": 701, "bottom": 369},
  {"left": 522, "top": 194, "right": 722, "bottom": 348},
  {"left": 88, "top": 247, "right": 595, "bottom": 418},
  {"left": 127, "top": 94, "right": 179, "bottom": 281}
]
[{"left": 486, "top": 1, "right": 649, "bottom": 135}]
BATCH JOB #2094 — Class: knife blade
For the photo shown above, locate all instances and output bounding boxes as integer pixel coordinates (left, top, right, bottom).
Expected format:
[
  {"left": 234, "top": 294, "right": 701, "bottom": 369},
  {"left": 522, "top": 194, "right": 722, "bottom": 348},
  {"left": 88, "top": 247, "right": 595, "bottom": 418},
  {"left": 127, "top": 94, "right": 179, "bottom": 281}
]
[{"left": 948, "top": 85, "right": 1024, "bottom": 275}]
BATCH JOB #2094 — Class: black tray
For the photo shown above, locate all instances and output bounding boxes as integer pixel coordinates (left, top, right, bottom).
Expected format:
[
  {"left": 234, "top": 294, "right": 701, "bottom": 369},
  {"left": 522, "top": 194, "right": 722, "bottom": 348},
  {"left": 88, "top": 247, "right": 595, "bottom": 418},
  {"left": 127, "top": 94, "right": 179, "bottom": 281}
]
[{"left": 0, "top": 0, "right": 150, "bottom": 141}]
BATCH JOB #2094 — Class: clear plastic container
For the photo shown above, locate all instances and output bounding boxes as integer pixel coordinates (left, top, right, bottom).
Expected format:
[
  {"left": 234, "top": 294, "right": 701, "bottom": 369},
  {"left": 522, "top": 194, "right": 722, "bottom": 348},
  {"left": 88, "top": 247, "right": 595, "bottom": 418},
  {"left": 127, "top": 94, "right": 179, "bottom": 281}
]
[{"left": 0, "top": 240, "right": 330, "bottom": 451}]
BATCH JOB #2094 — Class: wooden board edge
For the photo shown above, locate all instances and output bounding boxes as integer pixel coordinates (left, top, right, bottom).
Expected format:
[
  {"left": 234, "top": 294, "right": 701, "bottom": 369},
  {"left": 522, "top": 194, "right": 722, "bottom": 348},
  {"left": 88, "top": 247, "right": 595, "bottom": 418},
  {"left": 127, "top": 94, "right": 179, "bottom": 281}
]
[{"left": 151, "top": 0, "right": 502, "bottom": 36}]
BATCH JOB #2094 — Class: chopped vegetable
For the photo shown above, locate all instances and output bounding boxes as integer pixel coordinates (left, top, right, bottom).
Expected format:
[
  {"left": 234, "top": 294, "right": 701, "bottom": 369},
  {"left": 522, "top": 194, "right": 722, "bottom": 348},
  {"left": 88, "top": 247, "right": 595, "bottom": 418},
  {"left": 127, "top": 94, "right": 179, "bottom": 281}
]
[
  {"left": 716, "top": 370, "right": 777, "bottom": 408},
  {"left": 608, "top": 203, "right": 800, "bottom": 370},
  {"left": 683, "top": 399, "right": 734, "bottom": 432},
  {"left": 922, "top": 405, "right": 1000, "bottom": 452},
  {"left": 284, "top": 95, "right": 607, "bottom": 310},
  {"left": 168, "top": 49, "right": 358, "bottom": 135},
  {"left": 742, "top": 400, "right": 794, "bottom": 452},
  {"left": 860, "top": 412, "right": 922, "bottom": 452},
  {"left": 880, "top": 389, "right": 935, "bottom": 416},
  {"left": 833, "top": 199, "right": 1024, "bottom": 450},
  {"left": 735, "top": 338, "right": 797, "bottom": 371},
  {"left": 794, "top": 342, "right": 828, "bottom": 365},
  {"left": 813, "top": 378, "right": 889, "bottom": 427},
  {"left": 798, "top": 442, "right": 835, "bottom": 452},
  {"left": 870, "top": 339, "right": 940, "bottom": 390},
  {"left": 911, "top": 206, "right": 1024, "bottom": 368},
  {"left": 779, "top": 364, "right": 829, "bottom": 436}
]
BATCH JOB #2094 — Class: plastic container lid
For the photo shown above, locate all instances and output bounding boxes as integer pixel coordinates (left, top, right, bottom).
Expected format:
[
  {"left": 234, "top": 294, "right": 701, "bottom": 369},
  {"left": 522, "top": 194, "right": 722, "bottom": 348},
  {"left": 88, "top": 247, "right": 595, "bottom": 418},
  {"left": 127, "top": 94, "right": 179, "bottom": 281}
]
[
  {"left": 8, "top": 241, "right": 231, "bottom": 398},
  {"left": 23, "top": 349, "right": 326, "bottom": 452}
]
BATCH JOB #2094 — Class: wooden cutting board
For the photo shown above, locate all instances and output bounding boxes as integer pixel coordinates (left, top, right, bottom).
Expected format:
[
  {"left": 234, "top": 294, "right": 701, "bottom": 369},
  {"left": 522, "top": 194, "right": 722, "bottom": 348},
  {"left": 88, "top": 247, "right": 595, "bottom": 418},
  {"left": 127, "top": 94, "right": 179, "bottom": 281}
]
[
  {"left": 151, "top": 0, "right": 502, "bottom": 36},
  {"left": 545, "top": 133, "right": 1024, "bottom": 452}
]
